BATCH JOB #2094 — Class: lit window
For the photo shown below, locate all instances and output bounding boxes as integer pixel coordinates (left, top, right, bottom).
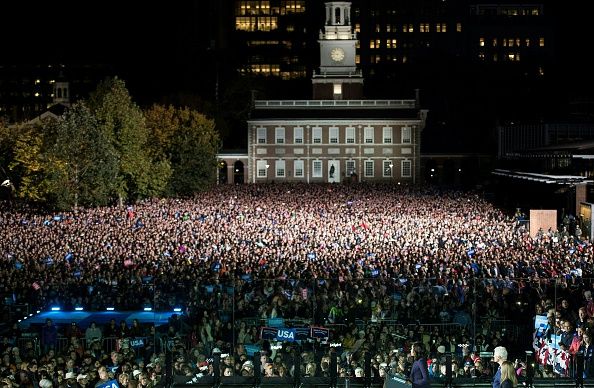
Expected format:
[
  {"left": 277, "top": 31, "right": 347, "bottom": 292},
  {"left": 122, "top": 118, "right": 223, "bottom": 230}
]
[
  {"left": 294, "top": 160, "right": 304, "bottom": 177},
  {"left": 401, "top": 160, "right": 412, "bottom": 177},
  {"left": 383, "top": 127, "right": 393, "bottom": 144},
  {"left": 401, "top": 126, "right": 411, "bottom": 144},
  {"left": 539, "top": 37, "right": 545, "bottom": 47},
  {"left": 346, "top": 160, "right": 356, "bottom": 175},
  {"left": 333, "top": 84, "right": 342, "bottom": 95},
  {"left": 370, "top": 40, "right": 375, "bottom": 49},
  {"left": 364, "top": 127, "right": 374, "bottom": 143},
  {"left": 275, "top": 160, "right": 285, "bottom": 178},
  {"left": 408, "top": 24, "right": 414, "bottom": 33},
  {"left": 525, "top": 38, "right": 530, "bottom": 47},
  {"left": 257, "top": 160, "right": 268, "bottom": 178},
  {"left": 355, "top": 23, "right": 360, "bottom": 33},
  {"left": 493, "top": 38, "right": 498, "bottom": 47},
  {"left": 456, "top": 23, "right": 462, "bottom": 32},
  {"left": 293, "top": 127, "right": 303, "bottom": 144},
  {"left": 312, "top": 127, "right": 322, "bottom": 144},
  {"left": 329, "top": 127, "right": 339, "bottom": 143},
  {"left": 34, "top": 79, "right": 41, "bottom": 84},
  {"left": 383, "top": 160, "right": 393, "bottom": 177},
  {"left": 355, "top": 54, "right": 360, "bottom": 64},
  {"left": 376, "top": 24, "right": 381, "bottom": 33},
  {"left": 364, "top": 160, "right": 374, "bottom": 177},
  {"left": 275, "top": 127, "right": 285, "bottom": 144},
  {"left": 346, "top": 127, "right": 355, "bottom": 143},
  {"left": 257, "top": 127, "right": 267, "bottom": 143},
  {"left": 479, "top": 37, "right": 485, "bottom": 47},
  {"left": 420, "top": 23, "right": 430, "bottom": 32},
  {"left": 312, "top": 160, "right": 323, "bottom": 177},
  {"left": 376, "top": 39, "right": 381, "bottom": 48}
]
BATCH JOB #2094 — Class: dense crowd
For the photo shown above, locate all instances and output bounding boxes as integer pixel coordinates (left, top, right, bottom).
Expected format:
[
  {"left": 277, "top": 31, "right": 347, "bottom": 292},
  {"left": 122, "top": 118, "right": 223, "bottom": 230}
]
[{"left": 1, "top": 183, "right": 594, "bottom": 387}]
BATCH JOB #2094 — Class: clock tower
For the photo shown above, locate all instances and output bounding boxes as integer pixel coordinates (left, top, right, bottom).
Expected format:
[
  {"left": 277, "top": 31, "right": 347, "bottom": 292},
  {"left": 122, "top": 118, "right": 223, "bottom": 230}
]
[{"left": 312, "top": 1, "right": 363, "bottom": 100}]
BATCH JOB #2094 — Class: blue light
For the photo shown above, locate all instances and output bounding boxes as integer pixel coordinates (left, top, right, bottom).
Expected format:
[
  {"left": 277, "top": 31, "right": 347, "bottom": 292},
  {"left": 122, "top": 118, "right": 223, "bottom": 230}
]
[
  {"left": 50, "top": 307, "right": 61, "bottom": 311},
  {"left": 106, "top": 307, "right": 115, "bottom": 311},
  {"left": 143, "top": 307, "right": 153, "bottom": 312},
  {"left": 75, "top": 307, "right": 84, "bottom": 311},
  {"left": 173, "top": 308, "right": 182, "bottom": 312}
]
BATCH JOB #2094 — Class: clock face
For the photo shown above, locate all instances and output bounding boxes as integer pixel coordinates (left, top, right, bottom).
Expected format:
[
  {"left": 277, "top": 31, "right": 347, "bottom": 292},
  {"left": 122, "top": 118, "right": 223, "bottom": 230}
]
[{"left": 330, "top": 47, "right": 345, "bottom": 62}]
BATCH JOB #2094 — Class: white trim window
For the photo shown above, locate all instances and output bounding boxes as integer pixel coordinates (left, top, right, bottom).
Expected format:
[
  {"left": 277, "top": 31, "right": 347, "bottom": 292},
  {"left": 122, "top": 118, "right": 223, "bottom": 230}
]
[
  {"left": 401, "top": 126, "right": 411, "bottom": 144},
  {"left": 401, "top": 159, "right": 412, "bottom": 177},
  {"left": 257, "top": 160, "right": 268, "bottom": 178},
  {"left": 364, "top": 126, "right": 374, "bottom": 143},
  {"left": 346, "top": 159, "right": 356, "bottom": 176},
  {"left": 346, "top": 127, "right": 355, "bottom": 143},
  {"left": 312, "top": 127, "right": 322, "bottom": 144},
  {"left": 275, "top": 127, "right": 285, "bottom": 144},
  {"left": 383, "top": 126, "right": 393, "bottom": 144},
  {"left": 294, "top": 160, "right": 304, "bottom": 178},
  {"left": 364, "top": 159, "right": 374, "bottom": 177},
  {"left": 275, "top": 160, "right": 286, "bottom": 178},
  {"left": 329, "top": 126, "right": 339, "bottom": 143},
  {"left": 293, "top": 126, "right": 303, "bottom": 144},
  {"left": 312, "top": 159, "right": 323, "bottom": 177},
  {"left": 257, "top": 127, "right": 267, "bottom": 144},
  {"left": 383, "top": 160, "right": 393, "bottom": 177}
]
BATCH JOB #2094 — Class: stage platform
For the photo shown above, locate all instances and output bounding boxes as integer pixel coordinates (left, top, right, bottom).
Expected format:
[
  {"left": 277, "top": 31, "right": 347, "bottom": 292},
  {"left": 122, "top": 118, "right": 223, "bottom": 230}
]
[{"left": 18, "top": 310, "right": 180, "bottom": 330}]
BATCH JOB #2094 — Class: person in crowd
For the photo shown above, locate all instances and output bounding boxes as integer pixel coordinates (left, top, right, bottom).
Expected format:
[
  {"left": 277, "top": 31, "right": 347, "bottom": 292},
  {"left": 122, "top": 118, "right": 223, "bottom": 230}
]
[
  {"left": 409, "top": 342, "right": 430, "bottom": 388},
  {"left": 492, "top": 346, "right": 508, "bottom": 388},
  {"left": 499, "top": 361, "right": 518, "bottom": 388}
]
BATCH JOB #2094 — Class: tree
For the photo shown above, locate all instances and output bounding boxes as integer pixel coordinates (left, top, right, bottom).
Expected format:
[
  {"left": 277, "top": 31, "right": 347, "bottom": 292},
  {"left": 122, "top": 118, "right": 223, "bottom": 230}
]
[
  {"left": 9, "top": 123, "right": 50, "bottom": 202},
  {"left": 145, "top": 105, "right": 220, "bottom": 196},
  {"left": 88, "top": 77, "right": 169, "bottom": 204},
  {"left": 44, "top": 102, "right": 119, "bottom": 209}
]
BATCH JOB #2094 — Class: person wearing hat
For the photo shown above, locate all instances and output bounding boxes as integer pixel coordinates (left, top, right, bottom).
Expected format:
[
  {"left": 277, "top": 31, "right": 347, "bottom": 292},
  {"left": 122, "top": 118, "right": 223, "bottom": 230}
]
[
  {"left": 77, "top": 374, "right": 89, "bottom": 388},
  {"left": 39, "top": 378, "right": 53, "bottom": 388},
  {"left": 65, "top": 372, "right": 77, "bottom": 388},
  {"left": 241, "top": 360, "right": 254, "bottom": 376},
  {"left": 409, "top": 342, "right": 430, "bottom": 388}
]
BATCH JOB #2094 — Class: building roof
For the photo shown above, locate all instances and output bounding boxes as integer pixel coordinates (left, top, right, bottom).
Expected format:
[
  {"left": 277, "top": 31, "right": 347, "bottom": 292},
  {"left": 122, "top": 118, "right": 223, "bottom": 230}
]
[{"left": 250, "top": 99, "right": 421, "bottom": 120}]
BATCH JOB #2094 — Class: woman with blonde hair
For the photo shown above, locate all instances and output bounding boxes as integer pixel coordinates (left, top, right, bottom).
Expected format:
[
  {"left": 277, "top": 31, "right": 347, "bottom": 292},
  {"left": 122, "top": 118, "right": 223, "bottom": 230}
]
[{"left": 500, "top": 361, "right": 518, "bottom": 388}]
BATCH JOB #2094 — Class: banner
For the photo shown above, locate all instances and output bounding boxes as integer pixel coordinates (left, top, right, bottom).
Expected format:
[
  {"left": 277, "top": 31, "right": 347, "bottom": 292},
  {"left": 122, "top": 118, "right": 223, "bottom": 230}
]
[
  {"left": 276, "top": 329, "right": 296, "bottom": 342},
  {"left": 96, "top": 380, "right": 120, "bottom": 388},
  {"left": 310, "top": 327, "right": 329, "bottom": 339}
]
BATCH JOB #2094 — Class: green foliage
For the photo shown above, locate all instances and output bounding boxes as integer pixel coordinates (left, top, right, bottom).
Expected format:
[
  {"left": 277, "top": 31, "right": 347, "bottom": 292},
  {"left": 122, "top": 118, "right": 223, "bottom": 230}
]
[
  {"left": 44, "top": 103, "right": 119, "bottom": 209},
  {"left": 145, "top": 105, "right": 220, "bottom": 196},
  {"left": 88, "top": 77, "right": 169, "bottom": 202}
]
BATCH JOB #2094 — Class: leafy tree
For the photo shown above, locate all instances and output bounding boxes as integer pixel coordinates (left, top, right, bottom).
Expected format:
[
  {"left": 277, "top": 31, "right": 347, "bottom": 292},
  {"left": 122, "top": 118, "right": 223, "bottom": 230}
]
[
  {"left": 145, "top": 105, "right": 219, "bottom": 196},
  {"left": 9, "top": 123, "right": 50, "bottom": 202},
  {"left": 88, "top": 77, "right": 169, "bottom": 204},
  {"left": 44, "top": 102, "right": 119, "bottom": 210}
]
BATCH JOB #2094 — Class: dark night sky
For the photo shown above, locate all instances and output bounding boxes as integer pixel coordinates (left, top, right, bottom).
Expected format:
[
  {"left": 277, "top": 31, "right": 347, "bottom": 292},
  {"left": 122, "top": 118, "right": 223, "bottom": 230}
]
[{"left": 2, "top": 1, "right": 593, "bottom": 108}]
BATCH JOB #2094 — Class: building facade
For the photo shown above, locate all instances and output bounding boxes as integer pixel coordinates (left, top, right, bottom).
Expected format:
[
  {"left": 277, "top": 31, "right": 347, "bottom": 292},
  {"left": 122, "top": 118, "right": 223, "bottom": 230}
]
[{"left": 236, "top": 1, "right": 427, "bottom": 184}]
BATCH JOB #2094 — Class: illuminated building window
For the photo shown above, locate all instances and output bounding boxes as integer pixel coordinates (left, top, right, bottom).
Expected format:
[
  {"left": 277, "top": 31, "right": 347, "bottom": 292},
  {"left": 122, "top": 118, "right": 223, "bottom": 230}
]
[
  {"left": 538, "top": 66, "right": 544, "bottom": 76},
  {"left": 312, "top": 160, "right": 322, "bottom": 177},
  {"left": 479, "top": 37, "right": 485, "bottom": 47},
  {"left": 294, "top": 127, "right": 303, "bottom": 144},
  {"left": 402, "top": 55, "right": 407, "bottom": 63},
  {"left": 275, "top": 160, "right": 285, "bottom": 178},
  {"left": 376, "top": 39, "right": 381, "bottom": 48},
  {"left": 420, "top": 23, "right": 430, "bottom": 33},
  {"left": 236, "top": 17, "right": 257, "bottom": 31},
  {"left": 376, "top": 24, "right": 381, "bottom": 33},
  {"left": 391, "top": 39, "right": 397, "bottom": 48},
  {"left": 435, "top": 23, "right": 446, "bottom": 32},
  {"left": 401, "top": 160, "right": 412, "bottom": 177},
  {"left": 364, "top": 127, "right": 374, "bottom": 143},
  {"left": 257, "top": 160, "right": 267, "bottom": 178},
  {"left": 386, "top": 24, "right": 391, "bottom": 32},
  {"left": 492, "top": 38, "right": 498, "bottom": 47},
  {"left": 257, "top": 127, "right": 267, "bottom": 143},
  {"left": 346, "top": 127, "right": 355, "bottom": 144},
  {"left": 539, "top": 37, "right": 545, "bottom": 47},
  {"left": 383, "top": 127, "right": 393, "bottom": 144},
  {"left": 531, "top": 8, "right": 539, "bottom": 16},
  {"left": 525, "top": 38, "right": 530, "bottom": 47},
  {"left": 386, "top": 39, "right": 391, "bottom": 48},
  {"left": 281, "top": 1, "right": 305, "bottom": 15},
  {"left": 478, "top": 53, "right": 485, "bottom": 60},
  {"left": 355, "top": 54, "right": 360, "bottom": 64},
  {"left": 375, "top": 55, "right": 381, "bottom": 63},
  {"left": 355, "top": 23, "right": 360, "bottom": 33},
  {"left": 286, "top": 24, "right": 294, "bottom": 32},
  {"left": 515, "top": 38, "right": 521, "bottom": 47},
  {"left": 408, "top": 24, "right": 414, "bottom": 33},
  {"left": 370, "top": 40, "right": 375, "bottom": 49},
  {"left": 456, "top": 23, "right": 462, "bottom": 32},
  {"left": 346, "top": 160, "right": 356, "bottom": 175},
  {"left": 312, "top": 127, "right": 322, "bottom": 144},
  {"left": 364, "top": 160, "right": 374, "bottom": 177},
  {"left": 401, "top": 127, "right": 411, "bottom": 144},
  {"left": 275, "top": 127, "right": 285, "bottom": 144},
  {"left": 493, "top": 53, "right": 498, "bottom": 62},
  {"left": 250, "top": 64, "right": 280, "bottom": 76},
  {"left": 383, "top": 160, "right": 393, "bottom": 177},
  {"left": 355, "top": 40, "right": 360, "bottom": 49},
  {"left": 329, "top": 127, "right": 339, "bottom": 143},
  {"left": 294, "top": 160, "right": 304, "bottom": 177},
  {"left": 333, "top": 84, "right": 342, "bottom": 96},
  {"left": 508, "top": 38, "right": 514, "bottom": 47}
]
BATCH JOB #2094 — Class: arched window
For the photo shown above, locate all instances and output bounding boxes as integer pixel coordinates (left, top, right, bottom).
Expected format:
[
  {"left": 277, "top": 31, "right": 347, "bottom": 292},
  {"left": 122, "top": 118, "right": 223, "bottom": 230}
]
[{"left": 335, "top": 7, "right": 341, "bottom": 24}]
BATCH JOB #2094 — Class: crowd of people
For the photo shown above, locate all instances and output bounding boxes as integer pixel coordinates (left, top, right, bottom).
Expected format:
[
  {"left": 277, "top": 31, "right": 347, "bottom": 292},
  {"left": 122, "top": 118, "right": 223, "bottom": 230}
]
[{"left": 1, "top": 183, "right": 594, "bottom": 387}]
